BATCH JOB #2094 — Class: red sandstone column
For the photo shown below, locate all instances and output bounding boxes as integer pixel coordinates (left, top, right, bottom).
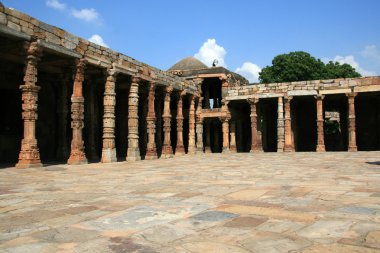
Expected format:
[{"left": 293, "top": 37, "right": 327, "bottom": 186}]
[
  {"left": 188, "top": 95, "right": 197, "bottom": 154},
  {"left": 145, "top": 82, "right": 157, "bottom": 160},
  {"left": 229, "top": 121, "right": 237, "bottom": 152},
  {"left": 175, "top": 90, "right": 186, "bottom": 156},
  {"left": 67, "top": 59, "right": 88, "bottom": 165},
  {"left": 162, "top": 86, "right": 173, "bottom": 158},
  {"left": 16, "top": 41, "right": 43, "bottom": 168},
  {"left": 277, "top": 96, "right": 285, "bottom": 152},
  {"left": 315, "top": 95, "right": 325, "bottom": 152},
  {"left": 248, "top": 98, "right": 259, "bottom": 152},
  {"left": 196, "top": 97, "right": 204, "bottom": 153},
  {"left": 347, "top": 93, "right": 357, "bottom": 151},
  {"left": 284, "top": 96, "right": 294, "bottom": 152},
  {"left": 126, "top": 77, "right": 141, "bottom": 161},
  {"left": 101, "top": 68, "right": 117, "bottom": 163},
  {"left": 222, "top": 117, "right": 230, "bottom": 152}
]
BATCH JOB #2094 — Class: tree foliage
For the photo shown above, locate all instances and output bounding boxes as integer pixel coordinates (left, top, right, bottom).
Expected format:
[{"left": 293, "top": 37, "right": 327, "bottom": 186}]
[{"left": 259, "top": 51, "right": 361, "bottom": 83}]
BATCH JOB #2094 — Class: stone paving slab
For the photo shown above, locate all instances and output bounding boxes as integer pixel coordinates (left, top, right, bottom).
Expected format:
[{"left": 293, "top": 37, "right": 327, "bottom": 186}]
[{"left": 1, "top": 152, "right": 380, "bottom": 252}]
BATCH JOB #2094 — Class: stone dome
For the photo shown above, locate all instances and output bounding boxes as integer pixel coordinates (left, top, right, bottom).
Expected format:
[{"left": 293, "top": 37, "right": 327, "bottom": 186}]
[{"left": 168, "top": 56, "right": 208, "bottom": 71}]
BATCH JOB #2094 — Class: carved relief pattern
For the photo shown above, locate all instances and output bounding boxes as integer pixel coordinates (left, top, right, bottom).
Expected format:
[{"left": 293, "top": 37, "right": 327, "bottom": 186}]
[
  {"left": 315, "top": 95, "right": 325, "bottom": 152},
  {"left": 347, "top": 93, "right": 357, "bottom": 151},
  {"left": 126, "top": 77, "right": 140, "bottom": 161},
  {"left": 146, "top": 82, "right": 157, "bottom": 159},
  {"left": 68, "top": 59, "right": 87, "bottom": 164},
  {"left": 188, "top": 95, "right": 196, "bottom": 154},
  {"left": 17, "top": 41, "right": 43, "bottom": 168},
  {"left": 248, "top": 98, "right": 259, "bottom": 152},
  {"left": 101, "top": 68, "right": 117, "bottom": 162},
  {"left": 162, "top": 86, "right": 173, "bottom": 157},
  {"left": 176, "top": 90, "right": 186, "bottom": 155},
  {"left": 196, "top": 97, "right": 204, "bottom": 152},
  {"left": 284, "top": 96, "right": 294, "bottom": 152}
]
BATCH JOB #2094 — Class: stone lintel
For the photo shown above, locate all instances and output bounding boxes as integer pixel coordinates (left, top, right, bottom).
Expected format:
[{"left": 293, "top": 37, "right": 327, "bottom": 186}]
[
  {"left": 354, "top": 85, "right": 380, "bottom": 93},
  {"left": 0, "top": 24, "right": 31, "bottom": 40},
  {"left": 38, "top": 40, "right": 82, "bottom": 59},
  {"left": 198, "top": 73, "right": 226, "bottom": 78},
  {"left": 287, "top": 90, "right": 317, "bottom": 96},
  {"left": 113, "top": 63, "right": 138, "bottom": 76},
  {"left": 319, "top": 88, "right": 352, "bottom": 95},
  {"left": 85, "top": 54, "right": 111, "bottom": 69}
]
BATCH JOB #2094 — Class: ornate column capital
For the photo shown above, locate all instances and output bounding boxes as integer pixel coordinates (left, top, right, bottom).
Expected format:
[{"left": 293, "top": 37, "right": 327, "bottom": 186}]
[
  {"left": 131, "top": 76, "right": 141, "bottom": 84},
  {"left": 165, "top": 85, "right": 173, "bottom": 94},
  {"left": 314, "top": 94, "right": 324, "bottom": 100},
  {"left": 247, "top": 97, "right": 259, "bottom": 105}
]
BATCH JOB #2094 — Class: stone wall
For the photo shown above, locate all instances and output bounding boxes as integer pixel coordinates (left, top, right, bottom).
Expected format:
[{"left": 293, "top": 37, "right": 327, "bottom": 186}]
[
  {"left": 227, "top": 77, "right": 380, "bottom": 100},
  {"left": 0, "top": 4, "right": 198, "bottom": 94}
]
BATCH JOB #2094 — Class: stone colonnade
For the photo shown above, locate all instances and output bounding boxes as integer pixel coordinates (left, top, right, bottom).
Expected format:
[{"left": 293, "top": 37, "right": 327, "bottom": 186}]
[
  {"left": 242, "top": 94, "right": 358, "bottom": 153},
  {"left": 15, "top": 44, "right": 203, "bottom": 168}
]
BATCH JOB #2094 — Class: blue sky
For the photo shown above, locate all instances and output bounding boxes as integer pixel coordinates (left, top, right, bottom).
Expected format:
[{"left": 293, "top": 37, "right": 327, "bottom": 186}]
[{"left": 3, "top": 0, "right": 380, "bottom": 82}]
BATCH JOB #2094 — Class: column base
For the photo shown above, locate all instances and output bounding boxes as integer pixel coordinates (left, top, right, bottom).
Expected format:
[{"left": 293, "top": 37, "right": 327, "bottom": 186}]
[
  {"left": 188, "top": 147, "right": 196, "bottom": 155},
  {"left": 175, "top": 146, "right": 185, "bottom": 156},
  {"left": 161, "top": 153, "right": 174, "bottom": 159},
  {"left": 284, "top": 146, "right": 295, "bottom": 152},
  {"left": 126, "top": 148, "right": 140, "bottom": 162},
  {"left": 145, "top": 154, "right": 158, "bottom": 160},
  {"left": 222, "top": 148, "right": 230, "bottom": 153},
  {"left": 16, "top": 160, "right": 42, "bottom": 169},
  {"left": 348, "top": 146, "right": 357, "bottom": 152},
  {"left": 101, "top": 148, "right": 117, "bottom": 163},
  {"left": 250, "top": 148, "right": 263, "bottom": 153},
  {"left": 145, "top": 148, "right": 157, "bottom": 160},
  {"left": 67, "top": 150, "right": 88, "bottom": 165},
  {"left": 230, "top": 147, "right": 237, "bottom": 152},
  {"left": 204, "top": 147, "right": 212, "bottom": 153},
  {"left": 316, "top": 145, "right": 325, "bottom": 152}
]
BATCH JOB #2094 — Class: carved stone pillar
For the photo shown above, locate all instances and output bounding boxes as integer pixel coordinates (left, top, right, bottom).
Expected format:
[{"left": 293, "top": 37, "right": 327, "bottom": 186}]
[
  {"left": 196, "top": 97, "right": 204, "bottom": 153},
  {"left": 67, "top": 59, "right": 88, "bottom": 165},
  {"left": 101, "top": 68, "right": 117, "bottom": 163},
  {"left": 204, "top": 120, "right": 211, "bottom": 153},
  {"left": 229, "top": 121, "right": 237, "bottom": 152},
  {"left": 162, "top": 86, "right": 173, "bottom": 158},
  {"left": 16, "top": 41, "right": 43, "bottom": 168},
  {"left": 284, "top": 96, "right": 294, "bottom": 152},
  {"left": 126, "top": 77, "right": 140, "bottom": 161},
  {"left": 221, "top": 117, "right": 230, "bottom": 152},
  {"left": 175, "top": 90, "right": 186, "bottom": 156},
  {"left": 277, "top": 96, "right": 285, "bottom": 152},
  {"left": 145, "top": 82, "right": 157, "bottom": 160},
  {"left": 188, "top": 95, "right": 196, "bottom": 154},
  {"left": 315, "top": 95, "right": 325, "bottom": 152},
  {"left": 248, "top": 98, "right": 259, "bottom": 152},
  {"left": 347, "top": 93, "right": 357, "bottom": 151},
  {"left": 56, "top": 73, "right": 70, "bottom": 161}
]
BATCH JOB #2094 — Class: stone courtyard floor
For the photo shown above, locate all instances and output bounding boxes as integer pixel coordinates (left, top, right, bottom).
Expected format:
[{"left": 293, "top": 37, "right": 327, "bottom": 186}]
[{"left": 1, "top": 152, "right": 380, "bottom": 253}]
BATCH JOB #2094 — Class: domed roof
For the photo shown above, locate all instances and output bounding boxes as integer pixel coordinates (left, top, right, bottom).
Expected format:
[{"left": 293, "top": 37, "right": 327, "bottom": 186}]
[{"left": 168, "top": 56, "right": 208, "bottom": 71}]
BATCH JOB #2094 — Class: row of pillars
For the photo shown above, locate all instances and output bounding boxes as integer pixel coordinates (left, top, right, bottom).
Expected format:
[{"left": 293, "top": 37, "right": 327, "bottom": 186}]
[
  {"left": 15, "top": 41, "right": 202, "bottom": 168},
  {"left": 246, "top": 94, "right": 358, "bottom": 153}
]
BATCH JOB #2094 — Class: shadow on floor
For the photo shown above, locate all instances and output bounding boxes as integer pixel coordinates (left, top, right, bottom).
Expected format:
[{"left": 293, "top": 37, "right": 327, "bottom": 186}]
[{"left": 366, "top": 161, "right": 380, "bottom": 166}]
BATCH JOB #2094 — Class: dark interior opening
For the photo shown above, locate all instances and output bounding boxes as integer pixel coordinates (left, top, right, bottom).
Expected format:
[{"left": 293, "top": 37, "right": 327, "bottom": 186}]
[
  {"left": 183, "top": 96, "right": 190, "bottom": 153},
  {"left": 230, "top": 101, "right": 251, "bottom": 152},
  {"left": 115, "top": 78, "right": 130, "bottom": 161},
  {"left": 261, "top": 98, "right": 277, "bottom": 152},
  {"left": 201, "top": 77, "right": 222, "bottom": 109},
  {"left": 155, "top": 86, "right": 164, "bottom": 158},
  {"left": 0, "top": 61, "right": 23, "bottom": 166},
  {"left": 293, "top": 96, "right": 317, "bottom": 151},
  {"left": 170, "top": 93, "right": 178, "bottom": 154},
  {"left": 323, "top": 94, "right": 348, "bottom": 151},
  {"left": 204, "top": 117, "right": 222, "bottom": 153},
  {"left": 356, "top": 92, "right": 380, "bottom": 151},
  {"left": 83, "top": 69, "right": 104, "bottom": 163},
  {"left": 138, "top": 81, "right": 148, "bottom": 159}
]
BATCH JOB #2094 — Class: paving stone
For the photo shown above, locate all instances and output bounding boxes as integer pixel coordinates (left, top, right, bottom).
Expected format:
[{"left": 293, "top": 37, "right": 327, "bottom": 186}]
[
  {"left": 224, "top": 216, "right": 268, "bottom": 228},
  {"left": 0, "top": 152, "right": 380, "bottom": 251},
  {"left": 297, "top": 220, "right": 355, "bottom": 239},
  {"left": 191, "top": 210, "right": 238, "bottom": 222},
  {"left": 300, "top": 243, "right": 380, "bottom": 253}
]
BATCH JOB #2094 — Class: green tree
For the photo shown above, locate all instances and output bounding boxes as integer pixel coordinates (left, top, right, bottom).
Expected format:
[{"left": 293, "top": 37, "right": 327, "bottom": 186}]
[{"left": 259, "top": 51, "right": 361, "bottom": 83}]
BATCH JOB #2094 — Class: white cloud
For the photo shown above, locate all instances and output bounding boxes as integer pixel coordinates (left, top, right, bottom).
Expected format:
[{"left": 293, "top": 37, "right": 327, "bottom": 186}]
[
  {"left": 88, "top": 34, "right": 108, "bottom": 48},
  {"left": 72, "top": 8, "right": 99, "bottom": 22},
  {"left": 194, "top": 39, "right": 226, "bottom": 67},
  {"left": 46, "top": 0, "right": 66, "bottom": 10},
  {"left": 235, "top": 62, "right": 262, "bottom": 83},
  {"left": 333, "top": 55, "right": 376, "bottom": 76},
  {"left": 361, "top": 45, "right": 380, "bottom": 61}
]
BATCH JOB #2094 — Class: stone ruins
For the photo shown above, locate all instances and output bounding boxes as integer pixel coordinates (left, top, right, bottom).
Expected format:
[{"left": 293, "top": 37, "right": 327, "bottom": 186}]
[{"left": 0, "top": 4, "right": 379, "bottom": 168}]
